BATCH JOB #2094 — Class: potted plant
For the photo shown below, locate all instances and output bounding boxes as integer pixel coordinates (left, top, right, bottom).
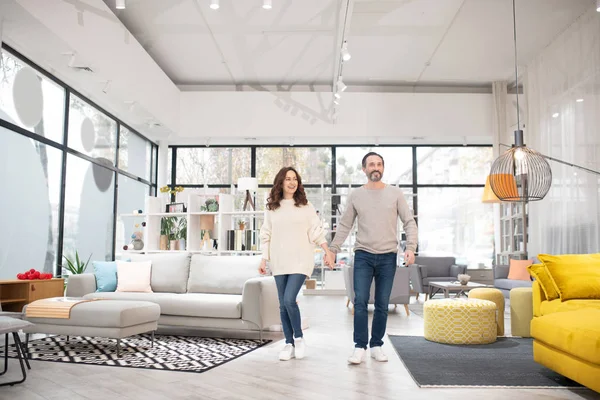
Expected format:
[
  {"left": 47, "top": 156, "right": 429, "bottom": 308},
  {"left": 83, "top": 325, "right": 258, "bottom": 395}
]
[
  {"left": 62, "top": 250, "right": 92, "bottom": 290},
  {"left": 160, "top": 216, "right": 177, "bottom": 250},
  {"left": 177, "top": 218, "right": 187, "bottom": 250}
]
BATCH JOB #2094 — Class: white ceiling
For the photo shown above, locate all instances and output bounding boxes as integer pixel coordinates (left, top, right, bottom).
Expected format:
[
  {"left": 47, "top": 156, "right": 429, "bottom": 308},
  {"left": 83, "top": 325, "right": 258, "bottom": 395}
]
[{"left": 104, "top": 0, "right": 593, "bottom": 87}]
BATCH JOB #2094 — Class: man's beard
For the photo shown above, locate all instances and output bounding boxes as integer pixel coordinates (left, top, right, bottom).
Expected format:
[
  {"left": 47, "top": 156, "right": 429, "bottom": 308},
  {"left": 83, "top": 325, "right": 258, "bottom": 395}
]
[{"left": 369, "top": 171, "right": 382, "bottom": 182}]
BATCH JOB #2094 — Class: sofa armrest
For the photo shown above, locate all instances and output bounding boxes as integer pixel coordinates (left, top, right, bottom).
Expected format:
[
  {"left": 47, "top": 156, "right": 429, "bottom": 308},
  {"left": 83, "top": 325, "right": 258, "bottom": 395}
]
[
  {"left": 65, "top": 273, "right": 96, "bottom": 297},
  {"left": 409, "top": 265, "right": 425, "bottom": 293},
  {"left": 450, "top": 264, "right": 467, "bottom": 277},
  {"left": 531, "top": 280, "right": 546, "bottom": 318},
  {"left": 241, "top": 277, "right": 280, "bottom": 330},
  {"left": 494, "top": 265, "right": 510, "bottom": 279}
]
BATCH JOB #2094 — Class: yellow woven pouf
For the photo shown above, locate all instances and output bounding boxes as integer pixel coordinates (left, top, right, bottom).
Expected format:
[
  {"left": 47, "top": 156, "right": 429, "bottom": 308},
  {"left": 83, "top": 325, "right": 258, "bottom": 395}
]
[
  {"left": 423, "top": 299, "right": 497, "bottom": 345},
  {"left": 510, "top": 287, "right": 533, "bottom": 338},
  {"left": 468, "top": 287, "right": 505, "bottom": 336}
]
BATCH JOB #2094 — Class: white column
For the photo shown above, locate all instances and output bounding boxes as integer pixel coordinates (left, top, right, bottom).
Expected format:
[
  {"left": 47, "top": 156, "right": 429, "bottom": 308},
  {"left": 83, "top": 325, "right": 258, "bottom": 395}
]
[
  {"left": 157, "top": 140, "right": 169, "bottom": 190},
  {"left": 491, "top": 81, "right": 508, "bottom": 263}
]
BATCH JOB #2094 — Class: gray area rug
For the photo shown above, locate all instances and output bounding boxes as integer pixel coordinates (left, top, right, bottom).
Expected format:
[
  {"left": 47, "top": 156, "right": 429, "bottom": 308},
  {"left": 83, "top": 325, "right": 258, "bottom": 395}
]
[
  {"left": 389, "top": 335, "right": 583, "bottom": 389},
  {"left": 6, "top": 334, "right": 270, "bottom": 374}
]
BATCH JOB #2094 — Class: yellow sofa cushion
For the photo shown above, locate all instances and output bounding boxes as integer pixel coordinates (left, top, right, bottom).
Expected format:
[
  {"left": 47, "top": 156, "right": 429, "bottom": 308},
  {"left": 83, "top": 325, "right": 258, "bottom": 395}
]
[
  {"left": 528, "top": 263, "right": 559, "bottom": 301},
  {"left": 540, "top": 298, "right": 600, "bottom": 316},
  {"left": 531, "top": 309, "right": 600, "bottom": 365},
  {"left": 538, "top": 253, "right": 600, "bottom": 301}
]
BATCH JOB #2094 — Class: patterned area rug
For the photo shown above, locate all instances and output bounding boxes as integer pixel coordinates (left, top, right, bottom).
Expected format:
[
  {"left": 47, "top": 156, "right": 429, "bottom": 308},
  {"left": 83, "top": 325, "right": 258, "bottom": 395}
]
[{"left": 6, "top": 334, "right": 270, "bottom": 374}]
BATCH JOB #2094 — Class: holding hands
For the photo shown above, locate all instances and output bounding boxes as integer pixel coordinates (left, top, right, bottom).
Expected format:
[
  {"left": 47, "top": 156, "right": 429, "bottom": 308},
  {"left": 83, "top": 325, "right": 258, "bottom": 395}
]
[{"left": 323, "top": 250, "right": 336, "bottom": 270}]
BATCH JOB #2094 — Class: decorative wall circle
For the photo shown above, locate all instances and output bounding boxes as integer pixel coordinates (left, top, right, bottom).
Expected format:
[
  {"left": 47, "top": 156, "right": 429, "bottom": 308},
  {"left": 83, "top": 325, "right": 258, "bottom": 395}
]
[
  {"left": 81, "top": 117, "right": 96, "bottom": 152},
  {"left": 93, "top": 157, "right": 114, "bottom": 192},
  {"left": 12, "top": 67, "right": 44, "bottom": 128}
]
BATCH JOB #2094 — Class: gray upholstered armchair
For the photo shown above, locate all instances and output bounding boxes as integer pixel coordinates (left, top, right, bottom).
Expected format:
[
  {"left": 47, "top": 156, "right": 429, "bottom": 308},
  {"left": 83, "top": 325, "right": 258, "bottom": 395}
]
[
  {"left": 343, "top": 265, "right": 410, "bottom": 316},
  {"left": 409, "top": 256, "right": 467, "bottom": 300}
]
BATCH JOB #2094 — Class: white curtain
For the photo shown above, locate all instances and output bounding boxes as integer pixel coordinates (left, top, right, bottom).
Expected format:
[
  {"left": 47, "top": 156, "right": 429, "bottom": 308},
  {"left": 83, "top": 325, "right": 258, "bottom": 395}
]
[{"left": 525, "top": 7, "right": 600, "bottom": 255}]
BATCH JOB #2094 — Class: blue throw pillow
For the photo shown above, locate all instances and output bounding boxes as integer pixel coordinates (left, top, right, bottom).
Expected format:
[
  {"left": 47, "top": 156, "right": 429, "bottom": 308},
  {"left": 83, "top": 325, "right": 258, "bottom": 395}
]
[{"left": 93, "top": 261, "right": 117, "bottom": 292}]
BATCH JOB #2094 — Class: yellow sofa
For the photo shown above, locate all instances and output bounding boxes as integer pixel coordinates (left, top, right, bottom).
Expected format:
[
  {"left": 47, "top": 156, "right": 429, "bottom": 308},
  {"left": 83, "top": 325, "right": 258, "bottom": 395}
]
[{"left": 529, "top": 254, "right": 600, "bottom": 393}]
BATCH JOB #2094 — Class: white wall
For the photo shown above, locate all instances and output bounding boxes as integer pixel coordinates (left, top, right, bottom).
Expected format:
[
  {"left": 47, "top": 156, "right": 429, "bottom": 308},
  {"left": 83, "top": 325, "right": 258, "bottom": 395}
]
[{"left": 179, "top": 91, "right": 494, "bottom": 145}]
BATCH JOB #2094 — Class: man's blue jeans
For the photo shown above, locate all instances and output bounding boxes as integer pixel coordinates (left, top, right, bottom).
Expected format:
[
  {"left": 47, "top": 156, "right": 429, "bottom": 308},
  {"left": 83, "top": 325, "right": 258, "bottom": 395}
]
[
  {"left": 353, "top": 250, "right": 397, "bottom": 349},
  {"left": 274, "top": 274, "right": 306, "bottom": 345}
]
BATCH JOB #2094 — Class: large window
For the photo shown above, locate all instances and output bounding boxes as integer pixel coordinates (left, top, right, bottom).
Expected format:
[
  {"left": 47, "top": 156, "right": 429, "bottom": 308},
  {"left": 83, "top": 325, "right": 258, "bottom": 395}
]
[
  {"left": 336, "top": 147, "right": 412, "bottom": 185},
  {"left": 0, "top": 127, "right": 62, "bottom": 276},
  {"left": 63, "top": 155, "right": 115, "bottom": 265},
  {"left": 176, "top": 147, "right": 251, "bottom": 185},
  {"left": 68, "top": 95, "right": 117, "bottom": 165},
  {"left": 170, "top": 144, "right": 494, "bottom": 269},
  {"left": 416, "top": 147, "right": 492, "bottom": 185},
  {"left": 256, "top": 147, "right": 332, "bottom": 184},
  {"left": 0, "top": 49, "right": 65, "bottom": 144},
  {"left": 418, "top": 187, "right": 494, "bottom": 267},
  {"left": 0, "top": 45, "right": 157, "bottom": 278},
  {"left": 119, "top": 125, "right": 152, "bottom": 181}
]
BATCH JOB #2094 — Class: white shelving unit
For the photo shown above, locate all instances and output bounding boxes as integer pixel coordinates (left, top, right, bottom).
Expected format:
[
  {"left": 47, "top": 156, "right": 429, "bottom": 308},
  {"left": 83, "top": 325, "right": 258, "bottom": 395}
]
[{"left": 118, "top": 193, "right": 265, "bottom": 257}]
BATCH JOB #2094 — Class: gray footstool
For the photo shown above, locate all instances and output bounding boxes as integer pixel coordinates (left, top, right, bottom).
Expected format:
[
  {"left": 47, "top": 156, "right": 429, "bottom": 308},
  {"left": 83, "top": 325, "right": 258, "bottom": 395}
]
[{"left": 23, "top": 299, "right": 160, "bottom": 357}]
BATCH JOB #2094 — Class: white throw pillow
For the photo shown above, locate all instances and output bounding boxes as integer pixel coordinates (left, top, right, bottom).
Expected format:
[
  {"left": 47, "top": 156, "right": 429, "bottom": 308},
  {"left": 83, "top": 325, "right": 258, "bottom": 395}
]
[{"left": 116, "top": 260, "right": 153, "bottom": 293}]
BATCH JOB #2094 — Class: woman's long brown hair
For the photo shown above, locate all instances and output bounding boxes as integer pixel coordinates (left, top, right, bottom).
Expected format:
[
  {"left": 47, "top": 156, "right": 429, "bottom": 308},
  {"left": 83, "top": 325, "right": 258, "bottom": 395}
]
[{"left": 266, "top": 167, "right": 308, "bottom": 210}]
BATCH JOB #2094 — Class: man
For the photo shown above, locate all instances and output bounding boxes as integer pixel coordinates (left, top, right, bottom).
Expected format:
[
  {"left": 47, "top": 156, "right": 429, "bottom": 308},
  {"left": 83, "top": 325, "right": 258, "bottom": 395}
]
[{"left": 329, "top": 152, "right": 417, "bottom": 365}]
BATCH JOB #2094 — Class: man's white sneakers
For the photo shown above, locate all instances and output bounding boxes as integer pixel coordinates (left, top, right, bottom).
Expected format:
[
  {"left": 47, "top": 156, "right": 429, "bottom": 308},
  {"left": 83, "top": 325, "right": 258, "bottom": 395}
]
[
  {"left": 348, "top": 347, "right": 388, "bottom": 364},
  {"left": 279, "top": 344, "right": 295, "bottom": 361},
  {"left": 294, "top": 338, "right": 306, "bottom": 359},
  {"left": 370, "top": 346, "right": 388, "bottom": 362},
  {"left": 348, "top": 348, "right": 366, "bottom": 364}
]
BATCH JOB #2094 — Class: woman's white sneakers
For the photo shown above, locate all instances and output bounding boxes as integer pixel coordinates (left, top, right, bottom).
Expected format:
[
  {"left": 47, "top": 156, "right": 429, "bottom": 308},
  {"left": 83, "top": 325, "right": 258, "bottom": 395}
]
[
  {"left": 279, "top": 338, "right": 306, "bottom": 361},
  {"left": 294, "top": 338, "right": 306, "bottom": 359}
]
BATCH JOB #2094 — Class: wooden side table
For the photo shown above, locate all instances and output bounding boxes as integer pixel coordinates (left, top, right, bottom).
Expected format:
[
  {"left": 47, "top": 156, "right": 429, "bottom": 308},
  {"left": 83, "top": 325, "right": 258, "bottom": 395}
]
[{"left": 0, "top": 278, "right": 65, "bottom": 312}]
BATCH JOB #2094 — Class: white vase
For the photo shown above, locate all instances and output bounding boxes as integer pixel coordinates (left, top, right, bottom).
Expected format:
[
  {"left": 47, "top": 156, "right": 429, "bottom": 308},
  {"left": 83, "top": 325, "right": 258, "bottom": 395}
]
[{"left": 178, "top": 239, "right": 186, "bottom": 251}]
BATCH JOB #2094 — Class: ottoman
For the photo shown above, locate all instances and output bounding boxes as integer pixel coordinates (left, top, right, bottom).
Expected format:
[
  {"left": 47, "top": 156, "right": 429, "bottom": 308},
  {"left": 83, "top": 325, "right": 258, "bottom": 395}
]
[
  {"left": 424, "top": 299, "right": 497, "bottom": 345},
  {"left": 468, "top": 287, "right": 505, "bottom": 336},
  {"left": 510, "top": 287, "right": 533, "bottom": 338},
  {"left": 23, "top": 299, "right": 160, "bottom": 357}
]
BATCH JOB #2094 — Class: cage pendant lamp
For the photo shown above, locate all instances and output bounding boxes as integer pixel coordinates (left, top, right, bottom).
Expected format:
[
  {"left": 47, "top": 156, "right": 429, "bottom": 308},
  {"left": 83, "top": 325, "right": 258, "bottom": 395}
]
[{"left": 488, "top": 0, "right": 552, "bottom": 202}]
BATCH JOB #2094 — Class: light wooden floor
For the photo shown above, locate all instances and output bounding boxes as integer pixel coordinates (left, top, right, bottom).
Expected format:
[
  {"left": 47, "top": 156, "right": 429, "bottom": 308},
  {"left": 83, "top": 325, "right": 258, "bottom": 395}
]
[{"left": 1, "top": 295, "right": 599, "bottom": 400}]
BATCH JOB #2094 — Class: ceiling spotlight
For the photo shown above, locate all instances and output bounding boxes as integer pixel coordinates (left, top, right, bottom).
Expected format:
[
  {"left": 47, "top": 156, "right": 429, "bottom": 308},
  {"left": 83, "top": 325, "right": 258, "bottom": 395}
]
[
  {"left": 334, "top": 92, "right": 341, "bottom": 99},
  {"left": 337, "top": 78, "right": 347, "bottom": 92},
  {"left": 263, "top": 0, "right": 272, "bottom": 10},
  {"left": 210, "top": 0, "right": 220, "bottom": 10},
  {"left": 576, "top": 98, "right": 584, "bottom": 102},
  {"left": 597, "top": 0, "right": 600, "bottom": 12},
  {"left": 116, "top": 0, "right": 125, "bottom": 9},
  {"left": 552, "top": 112, "right": 559, "bottom": 118},
  {"left": 333, "top": 99, "right": 340, "bottom": 105},
  {"left": 341, "top": 42, "right": 351, "bottom": 62}
]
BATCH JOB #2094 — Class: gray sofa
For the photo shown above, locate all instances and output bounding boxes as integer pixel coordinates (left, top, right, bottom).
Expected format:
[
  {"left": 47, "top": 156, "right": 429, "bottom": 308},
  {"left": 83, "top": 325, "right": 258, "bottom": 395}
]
[
  {"left": 409, "top": 256, "right": 467, "bottom": 299},
  {"left": 343, "top": 265, "right": 411, "bottom": 315},
  {"left": 493, "top": 264, "right": 532, "bottom": 298},
  {"left": 66, "top": 253, "right": 280, "bottom": 340}
]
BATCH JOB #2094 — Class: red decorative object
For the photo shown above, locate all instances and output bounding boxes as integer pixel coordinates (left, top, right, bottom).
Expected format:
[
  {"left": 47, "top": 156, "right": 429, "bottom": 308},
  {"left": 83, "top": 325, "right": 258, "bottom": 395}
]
[{"left": 16, "top": 269, "right": 54, "bottom": 280}]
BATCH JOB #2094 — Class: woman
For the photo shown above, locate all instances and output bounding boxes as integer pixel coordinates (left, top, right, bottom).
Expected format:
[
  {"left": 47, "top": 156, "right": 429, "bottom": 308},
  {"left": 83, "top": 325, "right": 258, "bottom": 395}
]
[{"left": 259, "top": 167, "right": 335, "bottom": 361}]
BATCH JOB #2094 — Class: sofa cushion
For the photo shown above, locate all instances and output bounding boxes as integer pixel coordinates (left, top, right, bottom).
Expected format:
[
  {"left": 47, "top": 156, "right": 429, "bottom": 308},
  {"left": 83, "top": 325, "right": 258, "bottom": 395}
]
[
  {"left": 83, "top": 292, "right": 242, "bottom": 319},
  {"left": 92, "top": 261, "right": 117, "bottom": 292},
  {"left": 528, "top": 263, "right": 559, "bottom": 301},
  {"left": 538, "top": 253, "right": 600, "bottom": 301},
  {"left": 187, "top": 255, "right": 261, "bottom": 295},
  {"left": 128, "top": 253, "right": 191, "bottom": 293},
  {"left": 116, "top": 260, "right": 153, "bottom": 293},
  {"left": 539, "top": 298, "right": 600, "bottom": 316},
  {"left": 494, "top": 278, "right": 532, "bottom": 291},
  {"left": 507, "top": 259, "right": 533, "bottom": 281},
  {"left": 531, "top": 309, "right": 600, "bottom": 364}
]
